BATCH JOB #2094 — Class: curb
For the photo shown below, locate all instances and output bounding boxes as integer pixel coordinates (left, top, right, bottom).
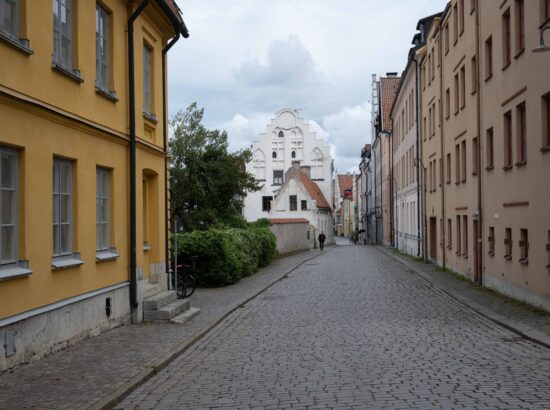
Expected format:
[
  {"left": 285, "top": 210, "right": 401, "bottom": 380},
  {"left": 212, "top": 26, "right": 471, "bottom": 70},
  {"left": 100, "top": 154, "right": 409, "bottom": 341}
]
[
  {"left": 378, "top": 246, "right": 550, "bottom": 350},
  {"left": 88, "top": 247, "right": 333, "bottom": 410}
]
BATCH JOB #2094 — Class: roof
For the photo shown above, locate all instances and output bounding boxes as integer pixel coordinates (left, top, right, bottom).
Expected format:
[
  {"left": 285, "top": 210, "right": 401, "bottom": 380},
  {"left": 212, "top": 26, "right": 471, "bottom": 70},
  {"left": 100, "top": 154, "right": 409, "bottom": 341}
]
[
  {"left": 155, "top": 0, "right": 189, "bottom": 38},
  {"left": 271, "top": 218, "right": 310, "bottom": 224},
  {"left": 300, "top": 172, "right": 331, "bottom": 210},
  {"left": 380, "top": 76, "right": 401, "bottom": 132},
  {"left": 337, "top": 174, "right": 353, "bottom": 197}
]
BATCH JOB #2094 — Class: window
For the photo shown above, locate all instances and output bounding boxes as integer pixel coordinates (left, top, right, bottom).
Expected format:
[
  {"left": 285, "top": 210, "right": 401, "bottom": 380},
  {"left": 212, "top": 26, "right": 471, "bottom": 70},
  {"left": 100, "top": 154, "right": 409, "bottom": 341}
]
[
  {"left": 504, "top": 228, "right": 512, "bottom": 260},
  {"left": 488, "top": 227, "right": 495, "bottom": 256},
  {"left": 423, "top": 117, "right": 427, "bottom": 140},
  {"left": 455, "top": 144, "right": 460, "bottom": 184},
  {"left": 471, "top": 56, "right": 477, "bottom": 94},
  {"left": 504, "top": 111, "right": 513, "bottom": 168},
  {"left": 454, "top": 74, "right": 459, "bottom": 114},
  {"left": 445, "top": 88, "right": 450, "bottom": 118},
  {"left": 502, "top": 9, "right": 511, "bottom": 68},
  {"left": 446, "top": 153, "right": 451, "bottom": 184},
  {"left": 272, "top": 151, "right": 277, "bottom": 159},
  {"left": 460, "top": 66, "right": 466, "bottom": 109},
  {"left": 278, "top": 131, "right": 284, "bottom": 138},
  {"left": 143, "top": 45, "right": 152, "bottom": 115},
  {"left": 273, "top": 170, "right": 283, "bottom": 185},
  {"left": 96, "top": 4, "right": 110, "bottom": 92},
  {"left": 547, "top": 231, "right": 550, "bottom": 270},
  {"left": 545, "top": 0, "right": 550, "bottom": 21},
  {"left": 439, "top": 158, "right": 443, "bottom": 186},
  {"left": 485, "top": 36, "right": 493, "bottom": 80},
  {"left": 516, "top": 103, "right": 526, "bottom": 164},
  {"left": 462, "top": 215, "right": 468, "bottom": 256},
  {"left": 291, "top": 151, "right": 296, "bottom": 159},
  {"left": 453, "top": 3, "right": 458, "bottom": 44},
  {"left": 301, "top": 200, "right": 307, "bottom": 211},
  {"left": 53, "top": 0, "right": 73, "bottom": 68},
  {"left": 544, "top": 93, "right": 550, "bottom": 149},
  {"left": 289, "top": 195, "right": 297, "bottom": 211},
  {"left": 486, "top": 127, "right": 494, "bottom": 169},
  {"left": 515, "top": 0, "right": 525, "bottom": 55},
  {"left": 456, "top": 215, "right": 462, "bottom": 255},
  {"left": 0, "top": 0, "right": 18, "bottom": 39},
  {"left": 461, "top": 140, "right": 467, "bottom": 182},
  {"left": 519, "top": 229, "right": 528, "bottom": 263},
  {"left": 472, "top": 137, "right": 478, "bottom": 175},
  {"left": 0, "top": 148, "right": 17, "bottom": 264},
  {"left": 53, "top": 158, "right": 73, "bottom": 256},
  {"left": 444, "top": 24, "right": 450, "bottom": 54},
  {"left": 471, "top": 0, "right": 476, "bottom": 13},
  {"left": 262, "top": 196, "right": 272, "bottom": 212},
  {"left": 447, "top": 219, "right": 452, "bottom": 249},
  {"left": 96, "top": 168, "right": 110, "bottom": 251}
]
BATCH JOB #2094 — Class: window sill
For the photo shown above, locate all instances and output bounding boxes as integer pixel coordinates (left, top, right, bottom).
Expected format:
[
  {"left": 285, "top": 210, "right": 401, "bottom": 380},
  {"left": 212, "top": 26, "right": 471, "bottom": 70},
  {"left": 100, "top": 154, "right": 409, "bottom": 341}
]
[
  {"left": 502, "top": 62, "right": 511, "bottom": 71},
  {"left": 96, "top": 87, "right": 119, "bottom": 102},
  {"left": 143, "top": 112, "right": 158, "bottom": 125},
  {"left": 540, "top": 146, "right": 550, "bottom": 153},
  {"left": 504, "top": 255, "right": 512, "bottom": 261},
  {"left": 0, "top": 32, "right": 33, "bottom": 55},
  {"left": 52, "top": 63, "right": 84, "bottom": 84},
  {"left": 0, "top": 261, "right": 32, "bottom": 281},
  {"left": 502, "top": 165, "right": 513, "bottom": 171},
  {"left": 518, "top": 258, "right": 528, "bottom": 265},
  {"left": 462, "top": 254, "right": 468, "bottom": 259},
  {"left": 488, "top": 251, "right": 494, "bottom": 257},
  {"left": 514, "top": 49, "right": 525, "bottom": 59},
  {"left": 52, "top": 253, "right": 84, "bottom": 270},
  {"left": 143, "top": 242, "right": 151, "bottom": 252},
  {"left": 96, "top": 248, "right": 119, "bottom": 262},
  {"left": 515, "top": 160, "right": 526, "bottom": 167},
  {"left": 455, "top": 182, "right": 460, "bottom": 186},
  {"left": 485, "top": 74, "right": 493, "bottom": 82},
  {"left": 455, "top": 252, "right": 461, "bottom": 256},
  {"left": 485, "top": 165, "right": 494, "bottom": 171}
]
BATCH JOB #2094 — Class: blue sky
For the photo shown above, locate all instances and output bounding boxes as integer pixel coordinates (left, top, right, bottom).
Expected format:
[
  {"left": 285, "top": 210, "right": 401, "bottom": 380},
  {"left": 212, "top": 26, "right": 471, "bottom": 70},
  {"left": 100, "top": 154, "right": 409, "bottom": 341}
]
[{"left": 168, "top": 0, "right": 446, "bottom": 172}]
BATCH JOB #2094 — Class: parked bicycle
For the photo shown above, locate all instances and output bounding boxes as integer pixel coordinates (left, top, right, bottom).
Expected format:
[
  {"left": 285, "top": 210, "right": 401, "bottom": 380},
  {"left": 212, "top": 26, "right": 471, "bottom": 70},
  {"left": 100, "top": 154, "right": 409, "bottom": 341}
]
[{"left": 175, "top": 256, "right": 198, "bottom": 299}]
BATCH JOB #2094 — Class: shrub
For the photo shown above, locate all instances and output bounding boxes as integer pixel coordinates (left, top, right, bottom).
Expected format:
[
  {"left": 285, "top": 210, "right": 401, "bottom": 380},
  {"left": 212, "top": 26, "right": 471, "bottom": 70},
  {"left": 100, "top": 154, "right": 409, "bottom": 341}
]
[{"left": 173, "top": 225, "right": 276, "bottom": 287}]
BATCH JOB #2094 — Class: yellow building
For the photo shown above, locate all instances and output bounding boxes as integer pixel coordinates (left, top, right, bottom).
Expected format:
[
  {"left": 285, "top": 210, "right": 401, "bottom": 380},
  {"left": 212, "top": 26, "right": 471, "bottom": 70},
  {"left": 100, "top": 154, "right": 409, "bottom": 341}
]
[{"left": 0, "top": 0, "right": 188, "bottom": 371}]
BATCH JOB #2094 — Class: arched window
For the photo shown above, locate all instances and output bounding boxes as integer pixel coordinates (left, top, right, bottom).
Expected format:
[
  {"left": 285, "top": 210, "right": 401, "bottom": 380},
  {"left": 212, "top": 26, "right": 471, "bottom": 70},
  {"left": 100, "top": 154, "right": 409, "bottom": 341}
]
[
  {"left": 278, "top": 131, "right": 284, "bottom": 138},
  {"left": 253, "top": 149, "right": 266, "bottom": 180},
  {"left": 291, "top": 151, "right": 296, "bottom": 159},
  {"left": 272, "top": 151, "right": 277, "bottom": 159},
  {"left": 310, "top": 148, "right": 324, "bottom": 179}
]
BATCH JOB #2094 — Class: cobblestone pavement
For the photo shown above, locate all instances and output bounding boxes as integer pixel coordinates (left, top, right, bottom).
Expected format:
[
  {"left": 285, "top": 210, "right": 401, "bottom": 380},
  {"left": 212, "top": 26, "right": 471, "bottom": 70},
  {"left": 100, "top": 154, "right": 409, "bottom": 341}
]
[
  {"left": 117, "top": 245, "right": 550, "bottom": 410},
  {"left": 0, "top": 249, "right": 324, "bottom": 410}
]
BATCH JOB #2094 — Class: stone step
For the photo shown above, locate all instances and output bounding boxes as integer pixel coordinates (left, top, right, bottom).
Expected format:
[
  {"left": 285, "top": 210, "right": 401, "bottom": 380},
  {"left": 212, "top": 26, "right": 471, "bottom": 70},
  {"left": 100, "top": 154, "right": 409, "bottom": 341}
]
[
  {"left": 171, "top": 307, "right": 200, "bottom": 324},
  {"left": 143, "top": 291, "right": 177, "bottom": 310},
  {"left": 143, "top": 299, "right": 190, "bottom": 322},
  {"left": 142, "top": 283, "right": 162, "bottom": 300}
]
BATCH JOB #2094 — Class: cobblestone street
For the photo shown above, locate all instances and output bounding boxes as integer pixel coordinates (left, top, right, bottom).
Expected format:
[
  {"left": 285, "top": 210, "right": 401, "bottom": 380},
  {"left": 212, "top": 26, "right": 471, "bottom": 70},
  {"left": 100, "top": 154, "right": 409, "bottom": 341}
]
[{"left": 116, "top": 244, "right": 550, "bottom": 410}]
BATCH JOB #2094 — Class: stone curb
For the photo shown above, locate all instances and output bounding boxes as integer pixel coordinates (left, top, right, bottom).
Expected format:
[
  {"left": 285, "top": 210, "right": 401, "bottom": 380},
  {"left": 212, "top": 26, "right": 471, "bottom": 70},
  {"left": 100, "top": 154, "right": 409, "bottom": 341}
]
[
  {"left": 88, "top": 247, "right": 333, "bottom": 410},
  {"left": 378, "top": 246, "right": 550, "bottom": 350}
]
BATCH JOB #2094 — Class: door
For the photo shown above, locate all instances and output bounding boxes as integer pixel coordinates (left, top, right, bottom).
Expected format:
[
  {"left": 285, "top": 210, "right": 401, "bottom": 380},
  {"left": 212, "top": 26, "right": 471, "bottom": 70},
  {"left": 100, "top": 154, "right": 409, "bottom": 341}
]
[{"left": 429, "top": 217, "right": 437, "bottom": 259}]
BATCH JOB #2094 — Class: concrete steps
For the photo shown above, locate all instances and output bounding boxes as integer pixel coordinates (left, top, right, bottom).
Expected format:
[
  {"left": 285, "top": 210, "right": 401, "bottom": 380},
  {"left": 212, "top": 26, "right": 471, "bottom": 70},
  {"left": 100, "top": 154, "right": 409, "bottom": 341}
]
[
  {"left": 171, "top": 307, "right": 201, "bottom": 324},
  {"left": 143, "top": 289, "right": 200, "bottom": 323}
]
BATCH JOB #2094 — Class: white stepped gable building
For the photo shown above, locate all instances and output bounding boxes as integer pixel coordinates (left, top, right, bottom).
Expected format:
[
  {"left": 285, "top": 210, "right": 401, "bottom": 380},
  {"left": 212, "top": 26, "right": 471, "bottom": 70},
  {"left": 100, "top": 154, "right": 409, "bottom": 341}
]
[{"left": 244, "top": 109, "right": 333, "bottom": 228}]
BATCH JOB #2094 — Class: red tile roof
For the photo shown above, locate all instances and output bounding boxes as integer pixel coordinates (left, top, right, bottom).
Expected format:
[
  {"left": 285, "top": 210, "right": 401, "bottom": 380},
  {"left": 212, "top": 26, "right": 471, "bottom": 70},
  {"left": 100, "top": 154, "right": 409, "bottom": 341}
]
[
  {"left": 380, "top": 76, "right": 401, "bottom": 132},
  {"left": 299, "top": 172, "right": 331, "bottom": 210},
  {"left": 271, "top": 218, "right": 310, "bottom": 224},
  {"left": 337, "top": 174, "right": 353, "bottom": 197}
]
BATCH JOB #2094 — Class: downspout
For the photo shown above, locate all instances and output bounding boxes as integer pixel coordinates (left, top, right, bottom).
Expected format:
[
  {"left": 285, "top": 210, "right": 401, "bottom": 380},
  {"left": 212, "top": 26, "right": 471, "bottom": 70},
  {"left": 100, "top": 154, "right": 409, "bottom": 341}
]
[
  {"left": 390, "top": 128, "right": 394, "bottom": 247},
  {"left": 475, "top": 3, "right": 483, "bottom": 286},
  {"left": 439, "top": 26, "right": 446, "bottom": 270},
  {"left": 412, "top": 56, "right": 421, "bottom": 257},
  {"left": 162, "top": 32, "right": 180, "bottom": 291},
  {"left": 128, "top": 0, "right": 151, "bottom": 310}
]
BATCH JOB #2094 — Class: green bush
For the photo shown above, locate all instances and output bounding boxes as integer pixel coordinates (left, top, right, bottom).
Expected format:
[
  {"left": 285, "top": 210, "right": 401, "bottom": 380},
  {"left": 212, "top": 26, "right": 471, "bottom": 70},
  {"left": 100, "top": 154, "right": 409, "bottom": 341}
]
[{"left": 173, "top": 225, "right": 276, "bottom": 287}]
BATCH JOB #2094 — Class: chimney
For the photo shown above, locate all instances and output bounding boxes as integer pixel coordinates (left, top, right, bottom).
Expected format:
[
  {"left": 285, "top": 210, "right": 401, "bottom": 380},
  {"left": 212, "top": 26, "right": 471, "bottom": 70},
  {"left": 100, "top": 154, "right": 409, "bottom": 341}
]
[
  {"left": 386, "top": 72, "right": 398, "bottom": 77},
  {"left": 300, "top": 165, "right": 311, "bottom": 178}
]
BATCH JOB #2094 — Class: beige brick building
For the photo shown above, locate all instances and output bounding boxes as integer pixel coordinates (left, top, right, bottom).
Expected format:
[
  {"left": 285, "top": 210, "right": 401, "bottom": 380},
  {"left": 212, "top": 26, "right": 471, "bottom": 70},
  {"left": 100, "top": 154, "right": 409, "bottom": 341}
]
[{"left": 414, "top": 0, "right": 550, "bottom": 310}]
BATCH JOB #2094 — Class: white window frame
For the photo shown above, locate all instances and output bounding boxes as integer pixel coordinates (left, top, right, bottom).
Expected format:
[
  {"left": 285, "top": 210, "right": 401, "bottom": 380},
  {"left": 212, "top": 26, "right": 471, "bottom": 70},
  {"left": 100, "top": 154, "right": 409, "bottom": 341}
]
[
  {"left": 0, "top": 0, "right": 19, "bottom": 39},
  {"left": 96, "top": 167, "right": 110, "bottom": 251},
  {"left": 95, "top": 4, "right": 109, "bottom": 91},
  {"left": 53, "top": 0, "right": 72, "bottom": 68},
  {"left": 0, "top": 147, "right": 18, "bottom": 265},
  {"left": 143, "top": 44, "right": 152, "bottom": 114},
  {"left": 53, "top": 158, "right": 73, "bottom": 257}
]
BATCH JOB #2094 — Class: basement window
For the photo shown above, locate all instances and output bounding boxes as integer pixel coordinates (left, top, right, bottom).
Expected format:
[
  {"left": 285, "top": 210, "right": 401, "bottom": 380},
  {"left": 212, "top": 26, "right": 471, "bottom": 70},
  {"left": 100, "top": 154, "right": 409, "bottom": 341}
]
[
  {"left": 488, "top": 227, "right": 495, "bottom": 256},
  {"left": 519, "top": 229, "right": 528, "bottom": 264},
  {"left": 504, "top": 228, "right": 512, "bottom": 260}
]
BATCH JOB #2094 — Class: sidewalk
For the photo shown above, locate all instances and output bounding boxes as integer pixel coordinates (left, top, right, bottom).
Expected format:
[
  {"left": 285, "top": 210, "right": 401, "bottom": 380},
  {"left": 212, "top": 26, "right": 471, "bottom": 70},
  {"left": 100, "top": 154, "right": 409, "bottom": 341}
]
[
  {"left": 379, "top": 246, "right": 550, "bottom": 347},
  {"left": 0, "top": 248, "right": 329, "bottom": 410}
]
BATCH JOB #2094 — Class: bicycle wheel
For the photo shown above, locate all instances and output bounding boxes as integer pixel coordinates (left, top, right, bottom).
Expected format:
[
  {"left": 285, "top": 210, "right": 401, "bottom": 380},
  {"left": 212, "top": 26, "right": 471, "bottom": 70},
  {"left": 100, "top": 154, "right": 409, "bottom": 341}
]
[
  {"left": 183, "top": 274, "right": 197, "bottom": 297},
  {"left": 176, "top": 273, "right": 187, "bottom": 299}
]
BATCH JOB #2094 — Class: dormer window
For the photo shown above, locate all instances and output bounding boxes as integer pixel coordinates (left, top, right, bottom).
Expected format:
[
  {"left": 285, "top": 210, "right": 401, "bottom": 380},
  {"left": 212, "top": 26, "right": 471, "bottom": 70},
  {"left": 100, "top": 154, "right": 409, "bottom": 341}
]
[
  {"left": 278, "top": 131, "right": 284, "bottom": 138},
  {"left": 272, "top": 151, "right": 277, "bottom": 159}
]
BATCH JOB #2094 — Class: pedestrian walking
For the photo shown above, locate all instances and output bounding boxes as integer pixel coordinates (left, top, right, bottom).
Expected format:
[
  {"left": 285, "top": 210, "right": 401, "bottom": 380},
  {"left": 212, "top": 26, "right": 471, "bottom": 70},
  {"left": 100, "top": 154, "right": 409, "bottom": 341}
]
[{"left": 318, "top": 232, "right": 326, "bottom": 251}]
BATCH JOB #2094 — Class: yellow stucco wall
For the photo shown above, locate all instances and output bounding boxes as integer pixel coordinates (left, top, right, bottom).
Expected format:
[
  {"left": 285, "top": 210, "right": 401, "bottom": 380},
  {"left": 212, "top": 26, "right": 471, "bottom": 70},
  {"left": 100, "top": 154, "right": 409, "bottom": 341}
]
[{"left": 0, "top": 1, "right": 173, "bottom": 319}]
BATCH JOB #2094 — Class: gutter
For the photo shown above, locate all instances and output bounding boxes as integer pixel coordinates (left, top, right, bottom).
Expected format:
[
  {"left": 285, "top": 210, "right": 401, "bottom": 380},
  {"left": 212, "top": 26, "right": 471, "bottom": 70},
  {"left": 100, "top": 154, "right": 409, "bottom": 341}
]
[{"left": 128, "top": 0, "right": 189, "bottom": 311}]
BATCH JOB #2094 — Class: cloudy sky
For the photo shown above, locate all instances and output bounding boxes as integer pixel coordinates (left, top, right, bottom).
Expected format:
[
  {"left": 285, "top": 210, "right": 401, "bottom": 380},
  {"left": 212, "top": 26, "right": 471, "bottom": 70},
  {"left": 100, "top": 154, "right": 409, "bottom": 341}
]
[{"left": 168, "top": 0, "right": 446, "bottom": 173}]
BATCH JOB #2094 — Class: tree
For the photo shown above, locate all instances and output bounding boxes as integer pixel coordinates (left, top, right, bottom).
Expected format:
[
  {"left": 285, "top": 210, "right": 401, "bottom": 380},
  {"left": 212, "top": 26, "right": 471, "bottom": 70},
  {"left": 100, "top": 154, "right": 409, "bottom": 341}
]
[{"left": 169, "top": 103, "right": 260, "bottom": 231}]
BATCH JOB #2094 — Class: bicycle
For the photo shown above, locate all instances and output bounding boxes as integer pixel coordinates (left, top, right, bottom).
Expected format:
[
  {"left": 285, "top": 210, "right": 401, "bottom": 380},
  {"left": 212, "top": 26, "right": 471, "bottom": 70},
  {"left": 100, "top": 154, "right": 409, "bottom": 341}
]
[{"left": 175, "top": 256, "right": 198, "bottom": 299}]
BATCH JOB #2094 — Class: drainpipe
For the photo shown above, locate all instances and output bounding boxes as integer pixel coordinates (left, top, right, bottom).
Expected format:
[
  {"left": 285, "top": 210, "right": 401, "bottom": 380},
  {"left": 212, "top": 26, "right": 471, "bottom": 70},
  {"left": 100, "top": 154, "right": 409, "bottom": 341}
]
[
  {"left": 474, "top": 4, "right": 483, "bottom": 286},
  {"left": 162, "top": 32, "right": 180, "bottom": 291},
  {"left": 128, "top": 0, "right": 151, "bottom": 309},
  {"left": 389, "top": 129, "right": 394, "bottom": 247},
  {"left": 412, "top": 56, "right": 422, "bottom": 258},
  {"left": 439, "top": 22, "right": 446, "bottom": 270}
]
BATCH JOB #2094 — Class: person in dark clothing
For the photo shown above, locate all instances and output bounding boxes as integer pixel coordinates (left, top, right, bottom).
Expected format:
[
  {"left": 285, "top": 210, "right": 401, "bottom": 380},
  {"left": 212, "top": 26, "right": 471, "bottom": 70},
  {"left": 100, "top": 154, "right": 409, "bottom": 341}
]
[{"left": 318, "top": 232, "right": 326, "bottom": 251}]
